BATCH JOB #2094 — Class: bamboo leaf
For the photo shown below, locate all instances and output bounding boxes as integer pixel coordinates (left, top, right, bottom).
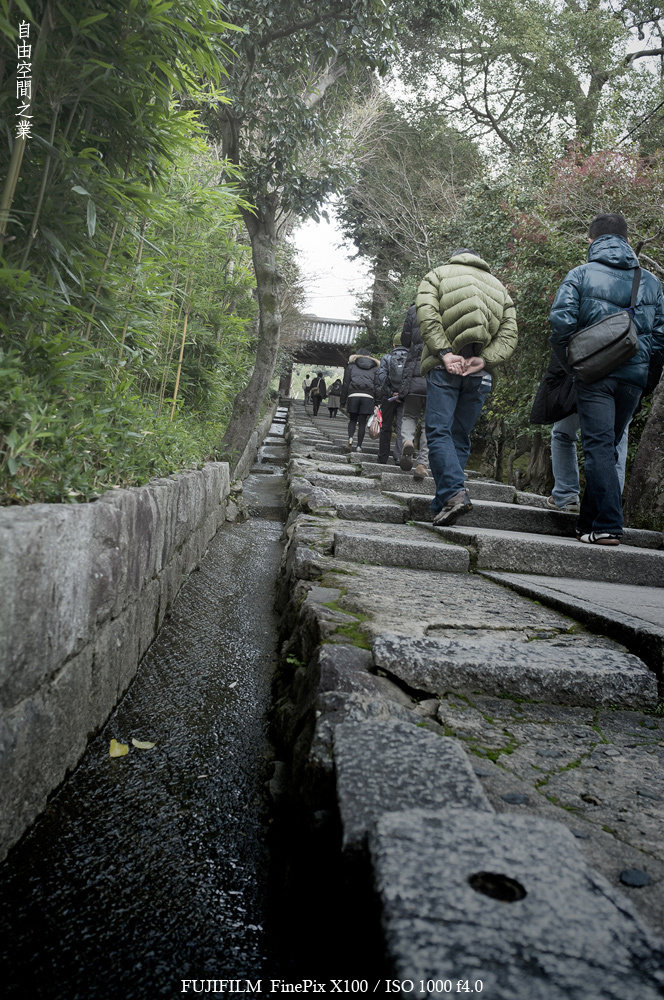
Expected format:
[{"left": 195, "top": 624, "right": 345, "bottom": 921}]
[
  {"left": 79, "top": 13, "right": 109, "bottom": 28},
  {"left": 87, "top": 199, "right": 97, "bottom": 238}
]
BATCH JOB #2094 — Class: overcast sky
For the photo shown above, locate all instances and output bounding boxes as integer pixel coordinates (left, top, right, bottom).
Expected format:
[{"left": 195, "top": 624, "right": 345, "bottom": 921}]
[{"left": 293, "top": 209, "right": 373, "bottom": 321}]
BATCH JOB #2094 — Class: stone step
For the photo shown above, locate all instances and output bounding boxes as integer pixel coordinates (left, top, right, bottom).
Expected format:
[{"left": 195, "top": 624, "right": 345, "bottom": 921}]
[
  {"left": 307, "top": 473, "right": 380, "bottom": 493},
  {"left": 388, "top": 492, "right": 661, "bottom": 550},
  {"left": 355, "top": 460, "right": 402, "bottom": 476},
  {"left": 392, "top": 496, "right": 578, "bottom": 538},
  {"left": 424, "top": 523, "right": 664, "bottom": 586},
  {"left": 372, "top": 632, "right": 658, "bottom": 708},
  {"left": 333, "top": 528, "right": 470, "bottom": 572},
  {"left": 381, "top": 473, "right": 518, "bottom": 503},
  {"left": 371, "top": 809, "right": 664, "bottom": 1000},
  {"left": 333, "top": 720, "right": 492, "bottom": 852}
]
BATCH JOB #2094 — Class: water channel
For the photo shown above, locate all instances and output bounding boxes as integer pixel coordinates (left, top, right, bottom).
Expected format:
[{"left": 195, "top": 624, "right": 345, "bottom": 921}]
[{"left": 0, "top": 468, "right": 286, "bottom": 998}]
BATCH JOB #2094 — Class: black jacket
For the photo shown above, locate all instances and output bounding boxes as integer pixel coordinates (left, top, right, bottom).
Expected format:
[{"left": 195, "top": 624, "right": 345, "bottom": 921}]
[
  {"left": 340, "top": 354, "right": 380, "bottom": 406},
  {"left": 530, "top": 355, "right": 577, "bottom": 425},
  {"left": 310, "top": 376, "right": 327, "bottom": 400},
  {"left": 401, "top": 305, "right": 427, "bottom": 397}
]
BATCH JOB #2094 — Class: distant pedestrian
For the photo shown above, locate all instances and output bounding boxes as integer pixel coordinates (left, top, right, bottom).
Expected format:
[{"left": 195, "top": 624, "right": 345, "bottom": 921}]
[
  {"left": 377, "top": 331, "right": 407, "bottom": 464},
  {"left": 340, "top": 349, "right": 381, "bottom": 452},
  {"left": 399, "top": 305, "right": 429, "bottom": 481},
  {"left": 309, "top": 372, "right": 327, "bottom": 416},
  {"left": 327, "top": 378, "right": 342, "bottom": 417},
  {"left": 417, "top": 248, "right": 518, "bottom": 524},
  {"left": 302, "top": 375, "right": 312, "bottom": 404},
  {"left": 549, "top": 213, "right": 664, "bottom": 545}
]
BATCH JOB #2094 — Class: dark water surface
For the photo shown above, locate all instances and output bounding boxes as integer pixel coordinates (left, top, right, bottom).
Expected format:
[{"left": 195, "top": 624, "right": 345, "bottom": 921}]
[{"left": 0, "top": 499, "right": 284, "bottom": 999}]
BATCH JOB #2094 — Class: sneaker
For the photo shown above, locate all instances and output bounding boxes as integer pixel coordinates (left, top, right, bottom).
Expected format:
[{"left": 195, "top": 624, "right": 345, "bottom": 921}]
[
  {"left": 400, "top": 440, "right": 415, "bottom": 471},
  {"left": 346, "top": 437, "right": 353, "bottom": 451},
  {"left": 577, "top": 531, "right": 620, "bottom": 546},
  {"left": 355, "top": 445, "right": 362, "bottom": 453},
  {"left": 546, "top": 495, "right": 580, "bottom": 513},
  {"left": 413, "top": 464, "right": 429, "bottom": 480},
  {"left": 432, "top": 489, "right": 473, "bottom": 526}
]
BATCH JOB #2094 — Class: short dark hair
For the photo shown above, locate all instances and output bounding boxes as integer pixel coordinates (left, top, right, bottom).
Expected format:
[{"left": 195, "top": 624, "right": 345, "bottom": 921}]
[
  {"left": 316, "top": 371, "right": 322, "bottom": 376},
  {"left": 450, "top": 247, "right": 480, "bottom": 258},
  {"left": 588, "top": 213, "right": 628, "bottom": 240}
]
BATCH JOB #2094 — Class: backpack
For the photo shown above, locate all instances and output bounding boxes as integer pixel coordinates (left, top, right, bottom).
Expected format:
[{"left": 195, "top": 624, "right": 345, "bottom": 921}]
[{"left": 387, "top": 348, "right": 408, "bottom": 393}]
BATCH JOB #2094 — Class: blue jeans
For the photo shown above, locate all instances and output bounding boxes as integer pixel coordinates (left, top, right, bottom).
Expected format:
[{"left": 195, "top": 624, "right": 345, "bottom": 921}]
[
  {"left": 551, "top": 413, "right": 631, "bottom": 506},
  {"left": 575, "top": 376, "right": 642, "bottom": 535},
  {"left": 425, "top": 369, "right": 492, "bottom": 512},
  {"left": 551, "top": 413, "right": 582, "bottom": 507}
]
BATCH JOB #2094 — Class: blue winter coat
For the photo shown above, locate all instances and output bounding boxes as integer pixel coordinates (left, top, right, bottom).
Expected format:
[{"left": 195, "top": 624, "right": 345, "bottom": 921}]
[{"left": 549, "top": 234, "right": 664, "bottom": 387}]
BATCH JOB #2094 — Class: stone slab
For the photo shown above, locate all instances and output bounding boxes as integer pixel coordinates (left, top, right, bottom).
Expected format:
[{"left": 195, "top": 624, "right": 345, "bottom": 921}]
[
  {"left": 480, "top": 572, "right": 664, "bottom": 683},
  {"left": 334, "top": 719, "right": 492, "bottom": 851},
  {"left": 356, "top": 460, "right": 403, "bottom": 477},
  {"left": 334, "top": 531, "right": 469, "bottom": 572},
  {"left": 316, "top": 464, "right": 356, "bottom": 476},
  {"left": 402, "top": 500, "right": 578, "bottom": 537},
  {"left": 372, "top": 632, "right": 658, "bottom": 708},
  {"left": 306, "top": 473, "right": 379, "bottom": 492},
  {"left": 370, "top": 809, "right": 664, "bottom": 999},
  {"left": 333, "top": 497, "right": 407, "bottom": 524},
  {"left": 487, "top": 574, "right": 664, "bottom": 630},
  {"left": 430, "top": 524, "right": 664, "bottom": 586},
  {"left": 381, "top": 473, "right": 517, "bottom": 503},
  {"left": 434, "top": 692, "right": 664, "bottom": 932},
  {"left": 317, "top": 564, "right": 581, "bottom": 639}
]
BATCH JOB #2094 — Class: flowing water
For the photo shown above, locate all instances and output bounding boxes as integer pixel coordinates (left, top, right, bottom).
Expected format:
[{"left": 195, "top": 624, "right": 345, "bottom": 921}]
[{"left": 0, "top": 470, "right": 286, "bottom": 999}]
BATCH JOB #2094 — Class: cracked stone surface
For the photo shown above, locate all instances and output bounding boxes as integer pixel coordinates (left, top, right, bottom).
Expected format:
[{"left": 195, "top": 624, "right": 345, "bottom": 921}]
[
  {"left": 435, "top": 693, "right": 664, "bottom": 931},
  {"left": 371, "top": 808, "right": 664, "bottom": 1000},
  {"left": 316, "top": 563, "right": 590, "bottom": 638},
  {"left": 334, "top": 719, "right": 492, "bottom": 852}
]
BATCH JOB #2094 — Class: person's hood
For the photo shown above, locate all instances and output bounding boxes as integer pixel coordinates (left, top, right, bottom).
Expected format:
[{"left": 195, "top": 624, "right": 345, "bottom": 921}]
[
  {"left": 447, "top": 252, "right": 491, "bottom": 271},
  {"left": 349, "top": 354, "right": 379, "bottom": 367},
  {"left": 587, "top": 233, "right": 639, "bottom": 270}
]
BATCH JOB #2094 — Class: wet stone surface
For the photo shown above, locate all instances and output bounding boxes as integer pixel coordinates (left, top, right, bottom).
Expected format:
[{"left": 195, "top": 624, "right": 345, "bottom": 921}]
[{"left": 0, "top": 488, "right": 284, "bottom": 998}]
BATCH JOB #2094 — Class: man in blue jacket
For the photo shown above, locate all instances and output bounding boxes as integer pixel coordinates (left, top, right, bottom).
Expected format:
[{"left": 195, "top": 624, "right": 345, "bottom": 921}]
[{"left": 549, "top": 213, "right": 664, "bottom": 545}]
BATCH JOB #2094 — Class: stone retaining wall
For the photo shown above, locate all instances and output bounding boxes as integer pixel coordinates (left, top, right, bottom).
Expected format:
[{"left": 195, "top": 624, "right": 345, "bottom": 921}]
[{"left": 0, "top": 403, "right": 277, "bottom": 862}]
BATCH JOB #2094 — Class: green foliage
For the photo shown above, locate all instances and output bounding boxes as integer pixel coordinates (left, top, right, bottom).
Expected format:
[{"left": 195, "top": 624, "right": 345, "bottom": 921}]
[{"left": 0, "top": 1, "right": 266, "bottom": 504}]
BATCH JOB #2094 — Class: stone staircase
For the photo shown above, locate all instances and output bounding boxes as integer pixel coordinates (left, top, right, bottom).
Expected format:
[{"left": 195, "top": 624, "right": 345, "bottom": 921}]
[{"left": 274, "top": 400, "right": 664, "bottom": 997}]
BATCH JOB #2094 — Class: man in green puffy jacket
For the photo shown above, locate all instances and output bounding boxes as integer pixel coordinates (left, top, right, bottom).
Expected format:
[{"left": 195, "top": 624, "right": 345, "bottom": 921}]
[{"left": 416, "top": 249, "right": 518, "bottom": 524}]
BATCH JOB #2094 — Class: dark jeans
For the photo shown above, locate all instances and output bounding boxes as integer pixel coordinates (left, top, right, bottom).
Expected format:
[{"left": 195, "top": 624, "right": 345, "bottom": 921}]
[
  {"left": 312, "top": 395, "right": 322, "bottom": 416},
  {"left": 425, "top": 368, "right": 492, "bottom": 512},
  {"left": 575, "top": 376, "right": 642, "bottom": 535},
  {"left": 378, "top": 397, "right": 403, "bottom": 463}
]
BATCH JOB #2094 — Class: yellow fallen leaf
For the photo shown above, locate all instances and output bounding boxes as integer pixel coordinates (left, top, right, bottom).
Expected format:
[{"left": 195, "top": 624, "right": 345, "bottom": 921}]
[
  {"left": 131, "top": 738, "right": 156, "bottom": 749},
  {"left": 109, "top": 739, "right": 129, "bottom": 757}
]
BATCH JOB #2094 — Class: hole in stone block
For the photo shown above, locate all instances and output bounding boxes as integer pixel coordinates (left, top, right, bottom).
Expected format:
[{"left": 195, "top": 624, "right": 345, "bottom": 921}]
[{"left": 468, "top": 871, "right": 526, "bottom": 902}]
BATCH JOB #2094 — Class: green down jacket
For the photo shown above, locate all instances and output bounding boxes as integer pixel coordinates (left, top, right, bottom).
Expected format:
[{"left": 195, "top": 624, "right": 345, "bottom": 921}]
[{"left": 415, "top": 252, "right": 518, "bottom": 376}]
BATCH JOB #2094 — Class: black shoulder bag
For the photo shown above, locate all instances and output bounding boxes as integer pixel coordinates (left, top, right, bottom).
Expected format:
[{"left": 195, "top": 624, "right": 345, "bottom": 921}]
[{"left": 566, "top": 267, "right": 641, "bottom": 383}]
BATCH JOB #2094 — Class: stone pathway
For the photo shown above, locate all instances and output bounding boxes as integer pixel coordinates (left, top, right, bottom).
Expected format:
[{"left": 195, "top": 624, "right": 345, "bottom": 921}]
[{"left": 274, "top": 400, "right": 664, "bottom": 998}]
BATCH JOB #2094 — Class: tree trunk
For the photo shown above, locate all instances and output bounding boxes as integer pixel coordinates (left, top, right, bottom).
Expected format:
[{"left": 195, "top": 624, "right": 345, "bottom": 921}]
[
  {"left": 219, "top": 207, "right": 282, "bottom": 469},
  {"left": 494, "top": 418, "right": 506, "bottom": 482},
  {"left": 523, "top": 431, "right": 553, "bottom": 495},
  {"left": 368, "top": 252, "right": 391, "bottom": 338},
  {"left": 624, "top": 374, "right": 664, "bottom": 531}
]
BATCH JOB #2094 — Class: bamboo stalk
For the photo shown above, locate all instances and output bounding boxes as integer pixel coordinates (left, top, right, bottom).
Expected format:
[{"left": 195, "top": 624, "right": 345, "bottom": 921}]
[
  {"left": 116, "top": 215, "right": 148, "bottom": 364},
  {"left": 0, "top": 2, "right": 54, "bottom": 245},
  {"left": 170, "top": 283, "right": 192, "bottom": 421},
  {"left": 158, "top": 270, "right": 182, "bottom": 413},
  {"left": 21, "top": 105, "right": 59, "bottom": 267}
]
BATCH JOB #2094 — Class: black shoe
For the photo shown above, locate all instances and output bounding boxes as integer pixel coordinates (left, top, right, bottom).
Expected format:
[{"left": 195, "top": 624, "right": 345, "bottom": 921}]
[
  {"left": 400, "top": 440, "right": 415, "bottom": 471},
  {"left": 432, "top": 490, "right": 473, "bottom": 526}
]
